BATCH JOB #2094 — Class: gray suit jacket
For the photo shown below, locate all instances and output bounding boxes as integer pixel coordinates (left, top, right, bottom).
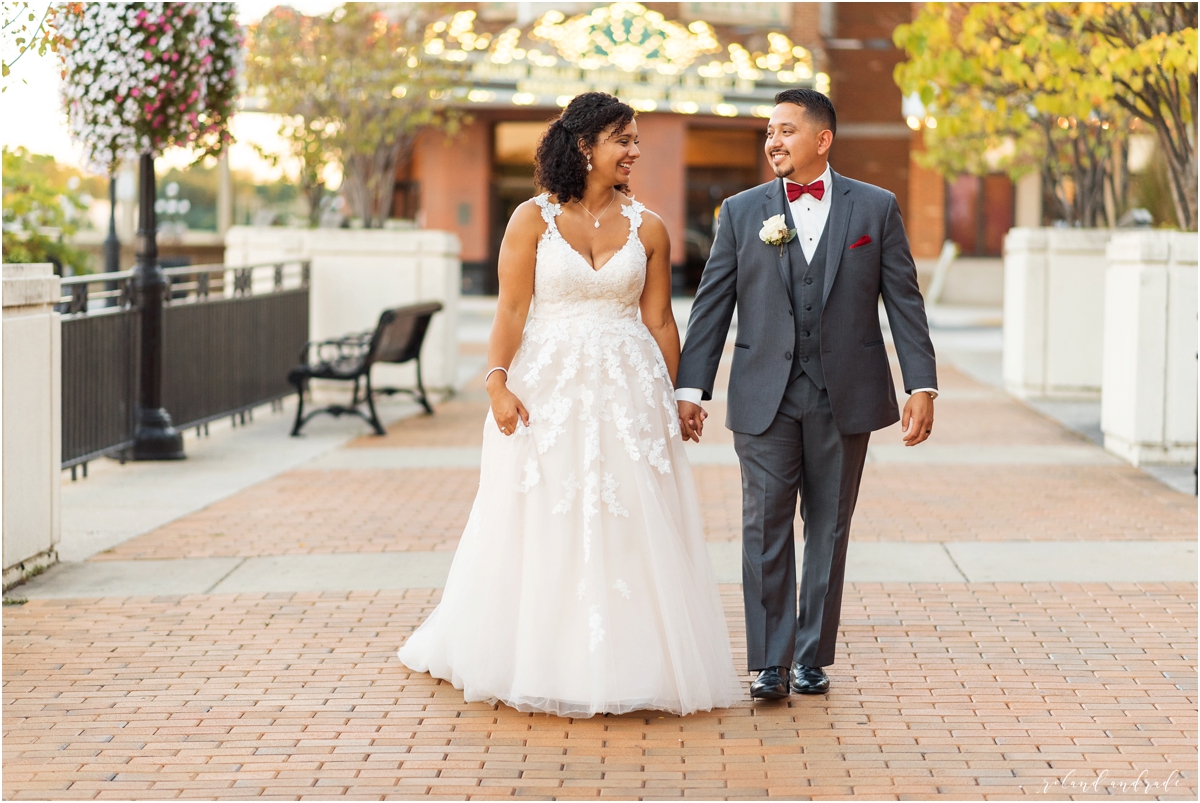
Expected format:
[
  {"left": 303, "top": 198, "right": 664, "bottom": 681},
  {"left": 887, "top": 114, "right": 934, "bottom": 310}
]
[{"left": 677, "top": 170, "right": 937, "bottom": 436}]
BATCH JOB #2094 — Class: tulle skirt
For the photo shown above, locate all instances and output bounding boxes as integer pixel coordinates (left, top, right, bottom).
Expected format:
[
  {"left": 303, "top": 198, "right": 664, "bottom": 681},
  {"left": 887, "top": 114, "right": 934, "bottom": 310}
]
[{"left": 397, "top": 314, "right": 743, "bottom": 717}]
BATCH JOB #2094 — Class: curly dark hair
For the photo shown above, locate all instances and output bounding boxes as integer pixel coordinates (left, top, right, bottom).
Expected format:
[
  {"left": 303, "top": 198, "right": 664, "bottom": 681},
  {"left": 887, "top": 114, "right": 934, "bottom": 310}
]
[{"left": 534, "top": 92, "right": 635, "bottom": 203}]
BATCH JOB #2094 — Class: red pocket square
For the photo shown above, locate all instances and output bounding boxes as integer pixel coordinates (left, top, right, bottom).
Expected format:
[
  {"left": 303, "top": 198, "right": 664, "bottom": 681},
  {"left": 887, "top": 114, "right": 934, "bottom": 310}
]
[{"left": 850, "top": 235, "right": 872, "bottom": 249}]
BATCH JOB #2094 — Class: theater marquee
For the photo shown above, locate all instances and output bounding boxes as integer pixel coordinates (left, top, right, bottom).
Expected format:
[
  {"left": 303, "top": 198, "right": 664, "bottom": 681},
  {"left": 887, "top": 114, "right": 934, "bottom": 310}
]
[{"left": 423, "top": 2, "right": 828, "bottom": 118}]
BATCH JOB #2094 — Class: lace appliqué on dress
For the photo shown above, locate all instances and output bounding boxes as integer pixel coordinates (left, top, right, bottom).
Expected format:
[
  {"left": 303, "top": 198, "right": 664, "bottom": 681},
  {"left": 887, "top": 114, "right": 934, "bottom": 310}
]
[{"left": 395, "top": 194, "right": 744, "bottom": 720}]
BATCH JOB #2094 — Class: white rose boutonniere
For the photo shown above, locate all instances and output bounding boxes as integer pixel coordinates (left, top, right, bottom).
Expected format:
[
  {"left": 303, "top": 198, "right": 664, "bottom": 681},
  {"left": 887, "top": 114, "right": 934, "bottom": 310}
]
[{"left": 759, "top": 213, "right": 797, "bottom": 256}]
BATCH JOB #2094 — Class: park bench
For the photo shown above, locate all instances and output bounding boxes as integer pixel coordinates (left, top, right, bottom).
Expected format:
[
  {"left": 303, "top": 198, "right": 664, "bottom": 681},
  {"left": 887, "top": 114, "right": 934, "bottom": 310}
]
[{"left": 287, "top": 301, "right": 442, "bottom": 437}]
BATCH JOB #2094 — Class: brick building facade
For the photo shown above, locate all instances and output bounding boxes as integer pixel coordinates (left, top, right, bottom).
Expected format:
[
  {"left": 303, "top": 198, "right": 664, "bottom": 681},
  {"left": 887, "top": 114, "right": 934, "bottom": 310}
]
[{"left": 400, "top": 2, "right": 1010, "bottom": 294}]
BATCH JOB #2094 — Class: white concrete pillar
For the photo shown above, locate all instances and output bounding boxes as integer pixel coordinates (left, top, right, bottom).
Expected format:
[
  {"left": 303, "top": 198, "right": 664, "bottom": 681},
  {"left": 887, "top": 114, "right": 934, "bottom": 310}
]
[
  {"left": 1014, "top": 172, "right": 1042, "bottom": 228},
  {"left": 115, "top": 163, "right": 138, "bottom": 243},
  {"left": 217, "top": 153, "right": 233, "bottom": 238},
  {"left": 224, "top": 226, "right": 461, "bottom": 391},
  {"left": 1003, "top": 227, "right": 1113, "bottom": 399},
  {"left": 2, "top": 264, "right": 62, "bottom": 586},
  {"left": 1101, "top": 231, "right": 1198, "bottom": 465}
]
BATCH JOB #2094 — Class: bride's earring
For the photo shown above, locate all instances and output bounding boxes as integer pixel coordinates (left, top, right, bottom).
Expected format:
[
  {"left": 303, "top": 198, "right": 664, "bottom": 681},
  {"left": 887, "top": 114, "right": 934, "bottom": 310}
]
[{"left": 586, "top": 154, "right": 592, "bottom": 172}]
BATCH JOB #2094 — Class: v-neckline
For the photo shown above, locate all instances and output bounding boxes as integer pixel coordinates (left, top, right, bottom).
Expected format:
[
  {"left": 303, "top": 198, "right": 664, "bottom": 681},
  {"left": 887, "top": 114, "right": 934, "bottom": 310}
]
[
  {"left": 562, "top": 235, "right": 633, "bottom": 273},
  {"left": 547, "top": 199, "right": 636, "bottom": 273}
]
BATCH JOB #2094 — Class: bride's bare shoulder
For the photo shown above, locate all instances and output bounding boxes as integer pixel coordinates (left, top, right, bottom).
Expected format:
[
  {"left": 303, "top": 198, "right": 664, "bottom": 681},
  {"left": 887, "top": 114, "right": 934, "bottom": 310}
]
[
  {"left": 622, "top": 197, "right": 666, "bottom": 231},
  {"left": 505, "top": 197, "right": 552, "bottom": 237},
  {"left": 620, "top": 197, "right": 669, "bottom": 252}
]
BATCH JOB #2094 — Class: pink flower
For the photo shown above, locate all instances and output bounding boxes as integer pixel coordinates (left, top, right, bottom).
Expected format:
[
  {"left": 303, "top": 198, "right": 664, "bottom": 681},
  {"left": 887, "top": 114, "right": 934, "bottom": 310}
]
[
  {"left": 149, "top": 37, "right": 157, "bottom": 46},
  {"left": 131, "top": 88, "right": 140, "bottom": 97}
]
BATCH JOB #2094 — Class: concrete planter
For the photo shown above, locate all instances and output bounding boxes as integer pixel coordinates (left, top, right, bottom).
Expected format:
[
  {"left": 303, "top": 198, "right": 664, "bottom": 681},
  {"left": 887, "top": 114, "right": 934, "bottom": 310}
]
[
  {"left": 3, "top": 264, "right": 61, "bottom": 588},
  {"left": 1100, "top": 231, "right": 1198, "bottom": 466},
  {"left": 1002, "top": 227, "right": 1113, "bottom": 399},
  {"left": 225, "top": 226, "right": 461, "bottom": 393}
]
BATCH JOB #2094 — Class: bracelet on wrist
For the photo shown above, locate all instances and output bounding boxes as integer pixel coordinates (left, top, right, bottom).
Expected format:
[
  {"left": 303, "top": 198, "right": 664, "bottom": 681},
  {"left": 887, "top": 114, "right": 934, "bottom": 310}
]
[{"left": 484, "top": 366, "right": 509, "bottom": 386}]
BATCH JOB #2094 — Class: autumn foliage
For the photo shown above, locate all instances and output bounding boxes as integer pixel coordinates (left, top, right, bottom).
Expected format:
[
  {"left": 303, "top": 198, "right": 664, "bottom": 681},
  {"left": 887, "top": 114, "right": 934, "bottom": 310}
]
[{"left": 895, "top": 3, "right": 1196, "bottom": 230}]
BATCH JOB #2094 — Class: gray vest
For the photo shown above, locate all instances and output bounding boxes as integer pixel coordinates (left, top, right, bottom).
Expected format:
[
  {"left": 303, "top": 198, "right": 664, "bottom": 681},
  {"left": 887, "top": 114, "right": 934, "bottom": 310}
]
[{"left": 788, "top": 223, "right": 828, "bottom": 389}]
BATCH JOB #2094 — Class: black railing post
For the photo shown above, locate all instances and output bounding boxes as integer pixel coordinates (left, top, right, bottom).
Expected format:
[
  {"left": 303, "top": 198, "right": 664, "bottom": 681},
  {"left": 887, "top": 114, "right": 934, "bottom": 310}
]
[{"left": 132, "top": 151, "right": 185, "bottom": 461}]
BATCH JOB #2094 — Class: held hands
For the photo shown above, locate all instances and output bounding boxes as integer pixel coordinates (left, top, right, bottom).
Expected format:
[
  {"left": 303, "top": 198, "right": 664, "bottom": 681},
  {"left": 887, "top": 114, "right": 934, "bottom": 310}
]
[
  {"left": 901, "top": 391, "right": 934, "bottom": 446},
  {"left": 487, "top": 371, "right": 529, "bottom": 436},
  {"left": 677, "top": 400, "right": 708, "bottom": 443}
]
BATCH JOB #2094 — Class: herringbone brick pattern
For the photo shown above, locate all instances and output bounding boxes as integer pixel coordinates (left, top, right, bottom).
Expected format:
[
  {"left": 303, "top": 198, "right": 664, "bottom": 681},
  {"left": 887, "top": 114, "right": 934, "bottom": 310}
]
[
  {"left": 96, "top": 457, "right": 1197, "bottom": 561},
  {"left": 702, "top": 463, "right": 1198, "bottom": 543},
  {"left": 92, "top": 469, "right": 479, "bottom": 560},
  {"left": 347, "top": 398, "right": 492, "bottom": 449},
  {"left": 4, "top": 584, "right": 1195, "bottom": 799},
  {"left": 9, "top": 344, "right": 1197, "bottom": 799}
]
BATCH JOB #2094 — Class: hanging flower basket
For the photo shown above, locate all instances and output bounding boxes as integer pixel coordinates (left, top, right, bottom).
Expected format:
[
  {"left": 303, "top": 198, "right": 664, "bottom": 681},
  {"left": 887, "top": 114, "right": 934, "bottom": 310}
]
[{"left": 57, "top": 2, "right": 241, "bottom": 173}]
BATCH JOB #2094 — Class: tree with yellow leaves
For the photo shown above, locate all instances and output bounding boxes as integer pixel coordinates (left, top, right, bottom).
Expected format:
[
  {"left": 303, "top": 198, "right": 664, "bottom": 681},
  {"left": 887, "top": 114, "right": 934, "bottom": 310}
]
[
  {"left": 246, "top": 3, "right": 465, "bottom": 228},
  {"left": 895, "top": 3, "right": 1196, "bottom": 230},
  {"left": 1044, "top": 3, "right": 1196, "bottom": 229}
]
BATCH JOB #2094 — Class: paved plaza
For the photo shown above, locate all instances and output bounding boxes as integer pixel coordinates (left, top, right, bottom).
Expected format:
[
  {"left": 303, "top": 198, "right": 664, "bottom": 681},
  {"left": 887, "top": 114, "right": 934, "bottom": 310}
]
[{"left": 3, "top": 314, "right": 1197, "bottom": 800}]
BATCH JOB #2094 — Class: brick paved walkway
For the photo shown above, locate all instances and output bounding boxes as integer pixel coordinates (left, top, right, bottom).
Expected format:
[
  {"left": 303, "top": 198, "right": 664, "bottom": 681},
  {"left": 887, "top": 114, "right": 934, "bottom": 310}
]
[
  {"left": 5, "top": 343, "right": 1197, "bottom": 799},
  {"left": 92, "top": 359, "right": 1195, "bottom": 562},
  {"left": 4, "top": 585, "right": 1194, "bottom": 799}
]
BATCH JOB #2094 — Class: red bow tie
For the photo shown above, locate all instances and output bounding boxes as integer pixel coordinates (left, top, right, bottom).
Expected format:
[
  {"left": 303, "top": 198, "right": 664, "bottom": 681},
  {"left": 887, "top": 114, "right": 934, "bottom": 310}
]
[{"left": 786, "top": 180, "right": 825, "bottom": 202}]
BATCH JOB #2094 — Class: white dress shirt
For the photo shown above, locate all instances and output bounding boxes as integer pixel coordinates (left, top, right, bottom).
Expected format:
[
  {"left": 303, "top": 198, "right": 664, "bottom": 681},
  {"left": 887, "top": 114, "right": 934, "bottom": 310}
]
[
  {"left": 675, "top": 166, "right": 936, "bottom": 406},
  {"left": 790, "top": 164, "right": 834, "bottom": 264}
]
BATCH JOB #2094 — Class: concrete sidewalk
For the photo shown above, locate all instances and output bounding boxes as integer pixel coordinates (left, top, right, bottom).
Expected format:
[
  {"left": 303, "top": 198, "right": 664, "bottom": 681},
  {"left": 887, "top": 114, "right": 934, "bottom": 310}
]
[
  {"left": 15, "top": 540, "right": 1197, "bottom": 599},
  {"left": 4, "top": 313, "right": 1196, "bottom": 801}
]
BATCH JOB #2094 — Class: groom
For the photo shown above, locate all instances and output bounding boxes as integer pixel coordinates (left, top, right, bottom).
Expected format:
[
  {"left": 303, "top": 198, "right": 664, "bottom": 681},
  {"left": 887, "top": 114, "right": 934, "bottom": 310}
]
[{"left": 676, "top": 89, "right": 938, "bottom": 699}]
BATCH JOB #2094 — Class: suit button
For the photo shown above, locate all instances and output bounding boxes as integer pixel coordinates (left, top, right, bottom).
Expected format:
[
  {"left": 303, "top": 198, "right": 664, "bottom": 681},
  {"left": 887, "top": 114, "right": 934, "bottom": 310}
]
[
  {"left": 802, "top": 356, "right": 810, "bottom": 363},
  {"left": 805, "top": 277, "right": 813, "bottom": 285},
  {"left": 785, "top": 352, "right": 793, "bottom": 361},
  {"left": 805, "top": 304, "right": 812, "bottom": 311},
  {"left": 803, "top": 330, "right": 811, "bottom": 337}
]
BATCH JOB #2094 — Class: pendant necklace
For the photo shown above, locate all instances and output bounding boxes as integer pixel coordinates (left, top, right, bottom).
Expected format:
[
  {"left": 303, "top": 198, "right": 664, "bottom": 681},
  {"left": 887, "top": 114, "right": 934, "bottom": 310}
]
[{"left": 577, "top": 190, "right": 616, "bottom": 229}]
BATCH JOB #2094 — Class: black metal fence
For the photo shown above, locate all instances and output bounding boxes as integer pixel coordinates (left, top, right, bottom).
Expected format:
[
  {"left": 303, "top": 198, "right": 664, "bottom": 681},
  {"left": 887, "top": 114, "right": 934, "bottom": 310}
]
[
  {"left": 58, "top": 261, "right": 310, "bottom": 469},
  {"left": 60, "top": 272, "right": 139, "bottom": 468}
]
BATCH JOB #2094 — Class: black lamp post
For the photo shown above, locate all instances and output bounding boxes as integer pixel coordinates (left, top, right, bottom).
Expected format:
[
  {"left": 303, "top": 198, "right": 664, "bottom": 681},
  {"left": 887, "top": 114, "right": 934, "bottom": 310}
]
[
  {"left": 131, "top": 152, "right": 185, "bottom": 460},
  {"left": 104, "top": 175, "right": 121, "bottom": 273},
  {"left": 103, "top": 174, "right": 121, "bottom": 305}
]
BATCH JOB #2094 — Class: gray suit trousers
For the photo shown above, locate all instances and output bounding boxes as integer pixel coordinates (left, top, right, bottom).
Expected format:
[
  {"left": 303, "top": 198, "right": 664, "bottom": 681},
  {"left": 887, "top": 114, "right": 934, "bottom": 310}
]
[{"left": 733, "top": 373, "right": 870, "bottom": 671}]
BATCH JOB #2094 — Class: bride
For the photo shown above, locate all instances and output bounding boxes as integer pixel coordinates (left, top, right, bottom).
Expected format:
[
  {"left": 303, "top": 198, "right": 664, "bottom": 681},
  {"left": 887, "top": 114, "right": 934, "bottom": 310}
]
[{"left": 397, "top": 92, "right": 742, "bottom": 717}]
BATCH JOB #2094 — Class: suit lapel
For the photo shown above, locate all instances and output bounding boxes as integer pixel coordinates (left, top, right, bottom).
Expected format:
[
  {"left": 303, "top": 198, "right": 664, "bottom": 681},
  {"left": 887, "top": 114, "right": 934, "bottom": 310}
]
[
  {"left": 822, "top": 170, "right": 854, "bottom": 309},
  {"left": 761, "top": 179, "right": 794, "bottom": 304}
]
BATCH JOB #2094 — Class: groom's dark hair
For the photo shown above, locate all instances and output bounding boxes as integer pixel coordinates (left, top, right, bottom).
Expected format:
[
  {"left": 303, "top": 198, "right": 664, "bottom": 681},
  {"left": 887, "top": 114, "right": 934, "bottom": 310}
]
[{"left": 775, "top": 88, "right": 836, "bottom": 136}]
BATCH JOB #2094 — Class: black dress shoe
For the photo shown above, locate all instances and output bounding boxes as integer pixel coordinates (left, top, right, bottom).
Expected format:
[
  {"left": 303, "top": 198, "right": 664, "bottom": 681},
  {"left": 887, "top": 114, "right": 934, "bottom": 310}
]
[
  {"left": 791, "top": 663, "right": 830, "bottom": 694},
  {"left": 750, "top": 667, "right": 790, "bottom": 700}
]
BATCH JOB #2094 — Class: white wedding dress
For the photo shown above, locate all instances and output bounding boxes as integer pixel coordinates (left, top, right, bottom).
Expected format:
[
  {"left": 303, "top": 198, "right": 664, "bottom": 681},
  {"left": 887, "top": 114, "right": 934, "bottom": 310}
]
[{"left": 397, "top": 195, "right": 742, "bottom": 717}]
